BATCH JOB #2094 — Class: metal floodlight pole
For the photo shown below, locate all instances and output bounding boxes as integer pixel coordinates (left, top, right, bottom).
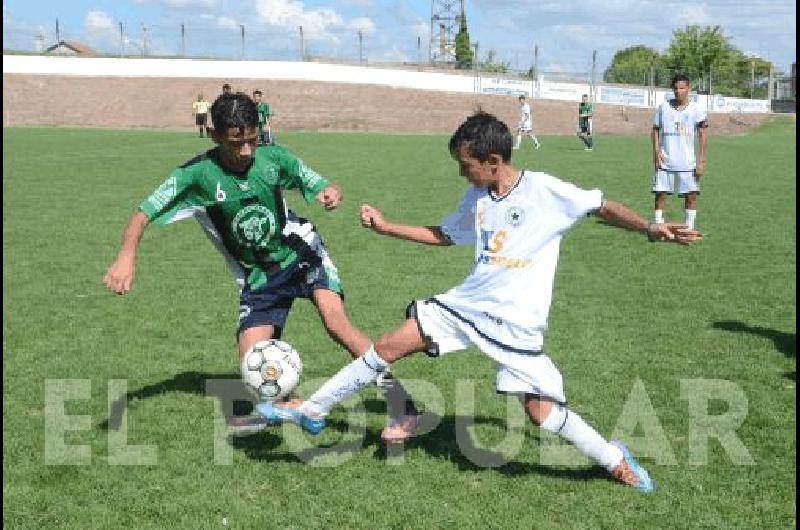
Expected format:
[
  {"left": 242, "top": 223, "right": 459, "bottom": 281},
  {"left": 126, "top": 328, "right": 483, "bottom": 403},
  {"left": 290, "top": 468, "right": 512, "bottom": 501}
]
[
  {"left": 358, "top": 30, "right": 363, "bottom": 65},
  {"left": 56, "top": 18, "right": 60, "bottom": 43},
  {"left": 417, "top": 35, "right": 422, "bottom": 71},
  {"left": 591, "top": 49, "right": 597, "bottom": 101},
  {"left": 181, "top": 22, "right": 185, "bottom": 58},
  {"left": 141, "top": 23, "right": 148, "bottom": 57},
  {"left": 473, "top": 41, "right": 479, "bottom": 106},
  {"left": 299, "top": 25, "right": 304, "bottom": 61},
  {"left": 240, "top": 24, "right": 245, "bottom": 59},
  {"left": 751, "top": 60, "right": 755, "bottom": 99},
  {"left": 119, "top": 22, "right": 124, "bottom": 57},
  {"left": 533, "top": 44, "right": 539, "bottom": 97}
]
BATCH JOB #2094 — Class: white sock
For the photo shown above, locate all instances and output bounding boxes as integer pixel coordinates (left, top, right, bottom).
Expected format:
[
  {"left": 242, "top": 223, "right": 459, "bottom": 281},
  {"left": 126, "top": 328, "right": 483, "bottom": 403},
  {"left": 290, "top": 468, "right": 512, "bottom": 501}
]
[
  {"left": 684, "top": 209, "right": 697, "bottom": 230},
  {"left": 540, "top": 405, "right": 623, "bottom": 472},
  {"left": 301, "top": 346, "right": 388, "bottom": 417},
  {"left": 514, "top": 135, "right": 521, "bottom": 148},
  {"left": 653, "top": 210, "right": 664, "bottom": 223}
]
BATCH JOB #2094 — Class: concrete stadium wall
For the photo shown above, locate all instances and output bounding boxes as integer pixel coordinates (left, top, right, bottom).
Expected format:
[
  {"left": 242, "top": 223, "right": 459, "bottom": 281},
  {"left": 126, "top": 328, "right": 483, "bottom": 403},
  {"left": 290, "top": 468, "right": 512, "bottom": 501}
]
[{"left": 2, "top": 73, "right": 775, "bottom": 136}]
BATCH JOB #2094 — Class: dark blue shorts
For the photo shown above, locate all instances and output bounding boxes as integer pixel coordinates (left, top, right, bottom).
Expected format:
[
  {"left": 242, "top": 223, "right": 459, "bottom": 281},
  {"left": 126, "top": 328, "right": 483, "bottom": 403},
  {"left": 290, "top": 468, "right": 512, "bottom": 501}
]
[{"left": 236, "top": 250, "right": 343, "bottom": 339}]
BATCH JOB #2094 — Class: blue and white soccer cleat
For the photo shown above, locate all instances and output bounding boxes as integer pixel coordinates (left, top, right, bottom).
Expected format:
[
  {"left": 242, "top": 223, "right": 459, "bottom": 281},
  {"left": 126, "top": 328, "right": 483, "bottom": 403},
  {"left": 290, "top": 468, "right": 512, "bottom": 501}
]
[
  {"left": 611, "top": 440, "right": 655, "bottom": 493},
  {"left": 255, "top": 401, "right": 326, "bottom": 435}
]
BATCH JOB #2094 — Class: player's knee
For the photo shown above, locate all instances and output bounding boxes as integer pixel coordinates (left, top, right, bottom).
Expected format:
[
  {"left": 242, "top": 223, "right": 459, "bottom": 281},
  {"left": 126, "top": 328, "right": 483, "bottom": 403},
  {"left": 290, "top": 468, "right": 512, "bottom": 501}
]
[
  {"left": 524, "top": 397, "right": 557, "bottom": 427},
  {"left": 374, "top": 335, "right": 408, "bottom": 364}
]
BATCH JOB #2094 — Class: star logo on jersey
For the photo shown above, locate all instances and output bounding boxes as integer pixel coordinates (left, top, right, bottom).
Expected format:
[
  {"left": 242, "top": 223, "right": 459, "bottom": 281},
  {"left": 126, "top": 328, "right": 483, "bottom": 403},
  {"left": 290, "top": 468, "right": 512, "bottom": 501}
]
[
  {"left": 238, "top": 182, "right": 250, "bottom": 191},
  {"left": 506, "top": 206, "right": 525, "bottom": 227},
  {"left": 231, "top": 205, "right": 277, "bottom": 248}
]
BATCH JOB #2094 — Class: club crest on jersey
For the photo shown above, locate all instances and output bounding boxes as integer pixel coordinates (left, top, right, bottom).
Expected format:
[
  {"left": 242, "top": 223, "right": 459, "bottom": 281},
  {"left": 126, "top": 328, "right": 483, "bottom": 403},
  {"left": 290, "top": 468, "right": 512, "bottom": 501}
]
[
  {"left": 506, "top": 206, "right": 526, "bottom": 227},
  {"left": 232, "top": 205, "right": 277, "bottom": 248}
]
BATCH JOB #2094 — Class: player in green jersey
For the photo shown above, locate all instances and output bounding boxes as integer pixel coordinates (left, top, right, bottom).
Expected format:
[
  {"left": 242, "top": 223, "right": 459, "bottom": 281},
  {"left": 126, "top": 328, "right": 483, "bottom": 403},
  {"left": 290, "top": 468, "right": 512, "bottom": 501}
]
[
  {"left": 103, "top": 92, "right": 418, "bottom": 441},
  {"left": 253, "top": 90, "right": 273, "bottom": 145},
  {"left": 577, "top": 94, "right": 594, "bottom": 151}
]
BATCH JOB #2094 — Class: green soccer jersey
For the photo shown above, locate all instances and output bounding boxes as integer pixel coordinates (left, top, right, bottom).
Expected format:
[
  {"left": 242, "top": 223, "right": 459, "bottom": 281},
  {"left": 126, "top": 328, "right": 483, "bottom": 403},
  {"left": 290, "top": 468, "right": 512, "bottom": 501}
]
[
  {"left": 578, "top": 102, "right": 593, "bottom": 128},
  {"left": 256, "top": 102, "right": 272, "bottom": 136},
  {"left": 139, "top": 144, "right": 328, "bottom": 290}
]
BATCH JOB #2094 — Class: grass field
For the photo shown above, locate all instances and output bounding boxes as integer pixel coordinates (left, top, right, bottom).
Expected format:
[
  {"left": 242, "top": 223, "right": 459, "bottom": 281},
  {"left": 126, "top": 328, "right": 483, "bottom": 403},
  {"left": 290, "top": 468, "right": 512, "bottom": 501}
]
[{"left": 3, "top": 119, "right": 796, "bottom": 528}]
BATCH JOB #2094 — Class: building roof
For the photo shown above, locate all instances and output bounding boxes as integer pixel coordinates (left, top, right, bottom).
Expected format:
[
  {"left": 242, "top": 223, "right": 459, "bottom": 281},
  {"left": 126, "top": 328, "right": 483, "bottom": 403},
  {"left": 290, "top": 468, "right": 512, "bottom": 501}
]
[{"left": 45, "top": 40, "right": 97, "bottom": 56}]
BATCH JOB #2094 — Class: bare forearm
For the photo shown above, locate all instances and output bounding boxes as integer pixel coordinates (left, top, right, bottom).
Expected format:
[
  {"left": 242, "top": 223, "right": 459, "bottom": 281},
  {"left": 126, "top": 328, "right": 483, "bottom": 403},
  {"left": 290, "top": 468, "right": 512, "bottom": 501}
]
[
  {"left": 118, "top": 211, "right": 150, "bottom": 257},
  {"left": 697, "top": 128, "right": 708, "bottom": 163},
  {"left": 597, "top": 200, "right": 650, "bottom": 234},
  {"left": 376, "top": 222, "right": 451, "bottom": 246}
]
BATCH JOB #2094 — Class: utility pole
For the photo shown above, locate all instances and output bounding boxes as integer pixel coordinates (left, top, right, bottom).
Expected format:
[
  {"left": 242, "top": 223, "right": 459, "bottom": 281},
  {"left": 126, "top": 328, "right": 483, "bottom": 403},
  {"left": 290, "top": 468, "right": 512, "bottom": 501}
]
[
  {"left": 473, "top": 41, "right": 480, "bottom": 108},
  {"left": 751, "top": 60, "right": 755, "bottom": 99},
  {"left": 119, "top": 22, "right": 124, "bottom": 57},
  {"left": 533, "top": 44, "right": 539, "bottom": 97},
  {"left": 590, "top": 49, "right": 597, "bottom": 101},
  {"left": 417, "top": 35, "right": 422, "bottom": 71},
  {"left": 181, "top": 22, "right": 185, "bottom": 58},
  {"left": 299, "top": 26, "right": 305, "bottom": 61},
  {"left": 141, "top": 23, "right": 148, "bottom": 57},
  {"left": 55, "top": 18, "right": 60, "bottom": 44},
  {"left": 767, "top": 64, "right": 774, "bottom": 100},
  {"left": 358, "top": 30, "right": 363, "bottom": 65},
  {"left": 240, "top": 24, "right": 245, "bottom": 59}
]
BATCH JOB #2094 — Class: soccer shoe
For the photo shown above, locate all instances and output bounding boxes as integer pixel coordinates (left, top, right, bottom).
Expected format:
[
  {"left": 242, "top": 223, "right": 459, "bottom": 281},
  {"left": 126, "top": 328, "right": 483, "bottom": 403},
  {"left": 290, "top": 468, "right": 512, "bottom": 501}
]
[
  {"left": 610, "top": 440, "right": 655, "bottom": 493},
  {"left": 255, "top": 401, "right": 326, "bottom": 435},
  {"left": 380, "top": 413, "right": 419, "bottom": 444},
  {"left": 226, "top": 414, "right": 278, "bottom": 436}
]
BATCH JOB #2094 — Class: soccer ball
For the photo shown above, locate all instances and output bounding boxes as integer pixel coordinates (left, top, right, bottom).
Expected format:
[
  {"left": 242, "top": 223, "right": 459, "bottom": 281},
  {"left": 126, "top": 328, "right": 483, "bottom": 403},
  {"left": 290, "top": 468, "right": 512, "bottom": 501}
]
[{"left": 241, "top": 340, "right": 303, "bottom": 402}]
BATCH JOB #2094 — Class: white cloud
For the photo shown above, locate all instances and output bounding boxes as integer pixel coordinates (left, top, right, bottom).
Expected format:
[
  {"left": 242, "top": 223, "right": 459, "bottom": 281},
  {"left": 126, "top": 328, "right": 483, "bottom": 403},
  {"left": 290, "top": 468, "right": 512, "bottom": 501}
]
[
  {"left": 134, "top": 0, "right": 219, "bottom": 8},
  {"left": 348, "top": 17, "right": 375, "bottom": 35},
  {"left": 85, "top": 11, "right": 115, "bottom": 34},
  {"left": 216, "top": 16, "right": 239, "bottom": 30},
  {"left": 255, "top": 0, "right": 343, "bottom": 38}
]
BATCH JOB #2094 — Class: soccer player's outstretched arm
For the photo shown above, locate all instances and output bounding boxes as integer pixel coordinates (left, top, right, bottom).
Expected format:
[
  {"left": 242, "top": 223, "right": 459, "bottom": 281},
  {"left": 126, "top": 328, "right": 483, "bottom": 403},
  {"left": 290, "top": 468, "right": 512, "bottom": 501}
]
[
  {"left": 360, "top": 203, "right": 451, "bottom": 246},
  {"left": 597, "top": 200, "right": 702, "bottom": 245},
  {"left": 103, "top": 211, "right": 150, "bottom": 294}
]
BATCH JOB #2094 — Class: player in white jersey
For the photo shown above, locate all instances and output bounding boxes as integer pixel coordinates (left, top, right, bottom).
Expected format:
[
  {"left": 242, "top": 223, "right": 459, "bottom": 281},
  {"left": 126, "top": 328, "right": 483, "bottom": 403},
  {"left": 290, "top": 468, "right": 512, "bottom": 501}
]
[
  {"left": 514, "top": 94, "right": 541, "bottom": 150},
  {"left": 651, "top": 74, "right": 708, "bottom": 229},
  {"left": 258, "top": 112, "right": 701, "bottom": 492}
]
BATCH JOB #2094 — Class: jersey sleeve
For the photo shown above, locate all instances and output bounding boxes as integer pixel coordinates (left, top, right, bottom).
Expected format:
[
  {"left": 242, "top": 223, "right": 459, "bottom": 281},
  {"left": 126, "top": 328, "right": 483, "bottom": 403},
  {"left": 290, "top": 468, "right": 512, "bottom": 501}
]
[
  {"left": 440, "top": 187, "right": 477, "bottom": 246},
  {"left": 694, "top": 104, "right": 708, "bottom": 126},
  {"left": 539, "top": 173, "right": 603, "bottom": 225},
  {"left": 138, "top": 167, "right": 207, "bottom": 225},
  {"left": 269, "top": 146, "right": 330, "bottom": 204}
]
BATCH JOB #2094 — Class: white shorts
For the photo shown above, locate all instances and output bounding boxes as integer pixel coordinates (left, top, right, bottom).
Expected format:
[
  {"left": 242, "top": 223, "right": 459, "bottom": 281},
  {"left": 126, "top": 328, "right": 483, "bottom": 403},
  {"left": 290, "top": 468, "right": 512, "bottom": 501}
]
[
  {"left": 652, "top": 169, "right": 699, "bottom": 196},
  {"left": 410, "top": 299, "right": 566, "bottom": 404}
]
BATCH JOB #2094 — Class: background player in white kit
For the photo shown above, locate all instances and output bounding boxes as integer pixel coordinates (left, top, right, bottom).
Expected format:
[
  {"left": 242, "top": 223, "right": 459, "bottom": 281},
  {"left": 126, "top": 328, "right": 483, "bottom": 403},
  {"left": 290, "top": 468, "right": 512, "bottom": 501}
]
[
  {"left": 259, "top": 112, "right": 702, "bottom": 492},
  {"left": 514, "top": 94, "right": 541, "bottom": 150},
  {"left": 651, "top": 74, "right": 708, "bottom": 229}
]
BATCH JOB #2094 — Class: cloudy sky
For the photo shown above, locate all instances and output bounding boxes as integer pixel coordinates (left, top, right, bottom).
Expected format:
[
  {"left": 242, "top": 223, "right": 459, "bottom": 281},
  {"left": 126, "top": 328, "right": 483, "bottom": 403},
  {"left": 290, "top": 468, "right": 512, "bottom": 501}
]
[{"left": 3, "top": 0, "right": 796, "bottom": 73}]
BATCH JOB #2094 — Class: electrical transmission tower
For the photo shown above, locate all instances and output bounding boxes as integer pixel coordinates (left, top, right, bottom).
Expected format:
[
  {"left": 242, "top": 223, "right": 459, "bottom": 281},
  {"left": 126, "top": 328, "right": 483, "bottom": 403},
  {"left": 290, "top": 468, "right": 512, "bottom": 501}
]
[{"left": 429, "top": 0, "right": 464, "bottom": 64}]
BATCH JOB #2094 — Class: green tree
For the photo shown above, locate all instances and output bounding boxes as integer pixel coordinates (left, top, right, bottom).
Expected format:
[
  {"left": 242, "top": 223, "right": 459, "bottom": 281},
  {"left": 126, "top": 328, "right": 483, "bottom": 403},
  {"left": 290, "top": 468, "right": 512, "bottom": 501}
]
[
  {"left": 662, "top": 25, "right": 734, "bottom": 93},
  {"left": 480, "top": 49, "right": 510, "bottom": 74},
  {"left": 604, "top": 45, "right": 661, "bottom": 85},
  {"left": 454, "top": 14, "right": 473, "bottom": 69}
]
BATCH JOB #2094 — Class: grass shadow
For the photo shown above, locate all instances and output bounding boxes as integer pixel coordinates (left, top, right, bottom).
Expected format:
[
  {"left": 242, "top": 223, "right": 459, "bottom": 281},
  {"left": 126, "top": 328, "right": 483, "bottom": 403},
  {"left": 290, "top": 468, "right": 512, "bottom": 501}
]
[
  {"left": 98, "top": 371, "right": 249, "bottom": 430},
  {"left": 713, "top": 320, "right": 796, "bottom": 380}
]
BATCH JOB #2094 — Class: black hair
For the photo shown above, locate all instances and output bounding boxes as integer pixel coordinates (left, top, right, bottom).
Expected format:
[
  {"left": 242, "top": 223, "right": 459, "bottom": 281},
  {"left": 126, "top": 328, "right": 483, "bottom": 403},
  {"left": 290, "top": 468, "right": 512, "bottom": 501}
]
[
  {"left": 671, "top": 73, "right": 690, "bottom": 88},
  {"left": 210, "top": 92, "right": 258, "bottom": 131},
  {"left": 448, "top": 111, "right": 513, "bottom": 163},
  {"left": 519, "top": 94, "right": 526, "bottom": 100},
  {"left": 253, "top": 89, "right": 262, "bottom": 96}
]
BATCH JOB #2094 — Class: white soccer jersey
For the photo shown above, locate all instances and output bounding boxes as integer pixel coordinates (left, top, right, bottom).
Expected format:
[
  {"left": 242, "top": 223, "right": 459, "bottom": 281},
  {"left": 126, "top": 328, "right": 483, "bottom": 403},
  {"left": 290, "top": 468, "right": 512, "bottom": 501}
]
[
  {"left": 653, "top": 100, "right": 707, "bottom": 171},
  {"left": 437, "top": 171, "right": 603, "bottom": 352},
  {"left": 519, "top": 102, "right": 532, "bottom": 130}
]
